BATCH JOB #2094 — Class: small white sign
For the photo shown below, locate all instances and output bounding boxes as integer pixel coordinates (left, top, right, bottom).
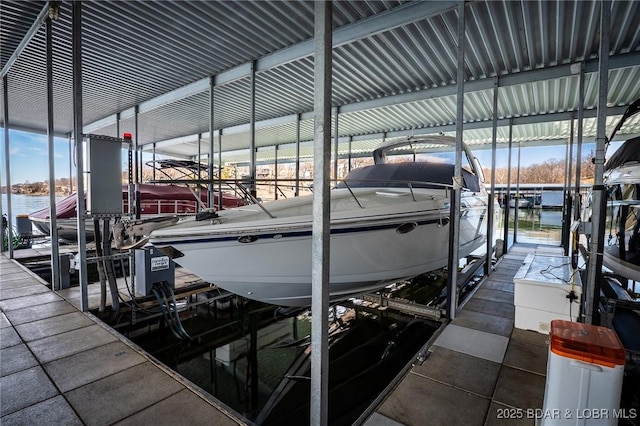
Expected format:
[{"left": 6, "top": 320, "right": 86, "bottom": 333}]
[{"left": 150, "top": 256, "right": 170, "bottom": 271}]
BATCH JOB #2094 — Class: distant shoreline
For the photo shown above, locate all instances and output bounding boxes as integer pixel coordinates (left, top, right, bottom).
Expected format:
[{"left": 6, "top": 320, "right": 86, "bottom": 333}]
[{"left": 1, "top": 190, "right": 70, "bottom": 196}]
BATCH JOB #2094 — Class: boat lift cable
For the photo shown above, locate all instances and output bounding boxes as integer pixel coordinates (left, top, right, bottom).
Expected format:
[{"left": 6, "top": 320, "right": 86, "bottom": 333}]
[
  {"left": 161, "top": 281, "right": 192, "bottom": 340},
  {"left": 150, "top": 286, "right": 180, "bottom": 340},
  {"left": 151, "top": 282, "right": 192, "bottom": 341},
  {"left": 153, "top": 284, "right": 191, "bottom": 341},
  {"left": 160, "top": 283, "right": 191, "bottom": 341}
]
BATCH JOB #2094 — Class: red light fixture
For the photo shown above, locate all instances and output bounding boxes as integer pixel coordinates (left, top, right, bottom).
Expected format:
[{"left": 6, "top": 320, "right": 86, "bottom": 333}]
[{"left": 123, "top": 132, "right": 132, "bottom": 139}]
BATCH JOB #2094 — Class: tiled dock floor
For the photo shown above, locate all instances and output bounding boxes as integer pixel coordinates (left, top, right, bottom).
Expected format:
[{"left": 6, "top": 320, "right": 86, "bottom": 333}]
[
  {"left": 367, "top": 243, "right": 559, "bottom": 426},
  {"left": 0, "top": 254, "right": 245, "bottom": 426}
]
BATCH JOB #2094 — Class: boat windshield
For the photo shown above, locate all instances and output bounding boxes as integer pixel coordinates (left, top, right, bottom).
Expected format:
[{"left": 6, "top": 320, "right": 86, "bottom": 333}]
[{"left": 338, "top": 162, "right": 480, "bottom": 192}]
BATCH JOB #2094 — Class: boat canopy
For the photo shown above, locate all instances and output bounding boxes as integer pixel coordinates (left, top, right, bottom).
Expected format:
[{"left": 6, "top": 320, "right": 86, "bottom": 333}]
[
  {"left": 338, "top": 162, "right": 480, "bottom": 192},
  {"left": 605, "top": 136, "right": 640, "bottom": 172}
]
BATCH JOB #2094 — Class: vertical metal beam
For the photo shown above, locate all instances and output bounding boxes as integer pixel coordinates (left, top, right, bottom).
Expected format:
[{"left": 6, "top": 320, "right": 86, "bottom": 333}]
[
  {"left": 446, "top": 0, "right": 465, "bottom": 320},
  {"left": 249, "top": 60, "right": 257, "bottom": 198},
  {"left": 274, "top": 145, "right": 279, "bottom": 200},
  {"left": 333, "top": 107, "right": 339, "bottom": 180},
  {"left": 348, "top": 137, "right": 352, "bottom": 172},
  {"left": 295, "top": 114, "right": 301, "bottom": 197},
  {"left": 485, "top": 77, "right": 498, "bottom": 274},
  {"left": 46, "top": 15, "right": 61, "bottom": 290},
  {"left": 0, "top": 123, "right": 3, "bottom": 254},
  {"left": 2, "top": 76, "right": 12, "bottom": 258},
  {"left": 503, "top": 121, "right": 513, "bottom": 255},
  {"left": 134, "top": 106, "right": 141, "bottom": 219},
  {"left": 68, "top": 135, "right": 73, "bottom": 193},
  {"left": 208, "top": 76, "right": 215, "bottom": 209},
  {"left": 585, "top": 0, "right": 610, "bottom": 325},
  {"left": 567, "top": 116, "right": 574, "bottom": 224},
  {"left": 152, "top": 143, "right": 156, "bottom": 181},
  {"left": 310, "top": 1, "right": 332, "bottom": 424},
  {"left": 575, "top": 63, "right": 585, "bottom": 201},
  {"left": 514, "top": 141, "right": 522, "bottom": 243},
  {"left": 218, "top": 129, "right": 223, "bottom": 210},
  {"left": 72, "top": 0, "right": 88, "bottom": 311},
  {"left": 562, "top": 118, "right": 575, "bottom": 255},
  {"left": 197, "top": 134, "right": 202, "bottom": 212}
]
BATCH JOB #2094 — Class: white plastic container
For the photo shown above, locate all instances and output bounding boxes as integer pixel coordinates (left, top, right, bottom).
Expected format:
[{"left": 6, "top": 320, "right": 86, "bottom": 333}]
[
  {"left": 541, "top": 320, "right": 626, "bottom": 426},
  {"left": 514, "top": 254, "right": 581, "bottom": 334}
]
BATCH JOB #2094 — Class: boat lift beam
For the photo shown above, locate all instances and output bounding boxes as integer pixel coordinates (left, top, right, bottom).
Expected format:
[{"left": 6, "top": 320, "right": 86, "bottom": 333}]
[
  {"left": 446, "top": 0, "right": 465, "bottom": 321},
  {"left": 310, "top": 2, "right": 332, "bottom": 424},
  {"left": 45, "top": 13, "right": 62, "bottom": 290},
  {"left": 584, "top": 1, "right": 611, "bottom": 325},
  {"left": 485, "top": 76, "right": 499, "bottom": 275},
  {"left": 72, "top": 1, "right": 89, "bottom": 312},
  {"left": 2, "top": 76, "right": 13, "bottom": 257}
]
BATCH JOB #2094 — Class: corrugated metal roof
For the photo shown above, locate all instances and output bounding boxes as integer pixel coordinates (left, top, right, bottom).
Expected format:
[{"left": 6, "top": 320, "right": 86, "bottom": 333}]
[{"left": 1, "top": 0, "right": 639, "bottom": 164}]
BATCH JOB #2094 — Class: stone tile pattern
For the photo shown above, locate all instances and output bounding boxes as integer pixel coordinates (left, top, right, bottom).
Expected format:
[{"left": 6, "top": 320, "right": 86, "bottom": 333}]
[
  {"left": 369, "top": 243, "right": 558, "bottom": 426},
  {"left": 0, "top": 255, "right": 244, "bottom": 425}
]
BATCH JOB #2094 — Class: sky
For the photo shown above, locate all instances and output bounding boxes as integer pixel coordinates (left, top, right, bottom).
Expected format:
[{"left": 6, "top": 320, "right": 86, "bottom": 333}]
[
  {"left": 0, "top": 129, "right": 72, "bottom": 184},
  {"left": 0, "top": 129, "right": 625, "bottom": 185}
]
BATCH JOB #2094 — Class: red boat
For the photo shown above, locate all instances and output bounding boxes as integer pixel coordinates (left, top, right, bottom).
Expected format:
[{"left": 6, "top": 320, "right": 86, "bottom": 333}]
[{"left": 29, "top": 183, "right": 246, "bottom": 241}]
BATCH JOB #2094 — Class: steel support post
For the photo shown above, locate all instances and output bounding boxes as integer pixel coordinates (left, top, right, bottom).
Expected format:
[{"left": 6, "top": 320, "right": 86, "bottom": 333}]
[
  {"left": 218, "top": 130, "right": 223, "bottom": 211},
  {"left": 68, "top": 135, "right": 73, "bottom": 193},
  {"left": 446, "top": 0, "right": 465, "bottom": 320},
  {"left": 0, "top": 126, "right": 3, "bottom": 254},
  {"left": 585, "top": 0, "right": 610, "bottom": 325},
  {"left": 333, "top": 107, "right": 339, "bottom": 181},
  {"left": 295, "top": 114, "right": 301, "bottom": 197},
  {"left": 575, "top": 63, "right": 585, "bottom": 213},
  {"left": 134, "top": 105, "right": 140, "bottom": 219},
  {"left": 72, "top": 0, "right": 89, "bottom": 311},
  {"left": 503, "top": 121, "right": 513, "bottom": 255},
  {"left": 2, "top": 76, "right": 12, "bottom": 258},
  {"left": 273, "top": 145, "right": 278, "bottom": 200},
  {"left": 46, "top": 15, "right": 61, "bottom": 290},
  {"left": 249, "top": 61, "right": 257, "bottom": 198},
  {"left": 485, "top": 77, "right": 498, "bottom": 274},
  {"left": 152, "top": 143, "right": 156, "bottom": 181},
  {"left": 197, "top": 134, "right": 201, "bottom": 212},
  {"left": 208, "top": 76, "right": 215, "bottom": 209},
  {"left": 310, "top": 1, "right": 332, "bottom": 424},
  {"left": 514, "top": 141, "right": 522, "bottom": 243},
  {"left": 562, "top": 119, "right": 575, "bottom": 255}
]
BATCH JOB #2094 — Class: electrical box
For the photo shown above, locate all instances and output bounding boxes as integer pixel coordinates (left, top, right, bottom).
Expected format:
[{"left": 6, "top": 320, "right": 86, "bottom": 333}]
[
  {"left": 513, "top": 254, "right": 582, "bottom": 334},
  {"left": 87, "top": 135, "right": 122, "bottom": 215},
  {"left": 135, "top": 247, "right": 175, "bottom": 296}
]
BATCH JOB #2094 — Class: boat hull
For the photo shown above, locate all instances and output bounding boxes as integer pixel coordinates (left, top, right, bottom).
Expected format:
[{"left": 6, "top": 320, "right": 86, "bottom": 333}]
[
  {"left": 603, "top": 247, "right": 640, "bottom": 282},
  {"left": 30, "top": 217, "right": 96, "bottom": 242},
  {"left": 151, "top": 200, "right": 488, "bottom": 306}
]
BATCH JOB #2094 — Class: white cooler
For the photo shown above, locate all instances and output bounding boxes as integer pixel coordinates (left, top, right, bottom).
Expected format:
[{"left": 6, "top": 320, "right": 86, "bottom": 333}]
[
  {"left": 514, "top": 254, "right": 581, "bottom": 334},
  {"left": 541, "top": 320, "right": 626, "bottom": 426}
]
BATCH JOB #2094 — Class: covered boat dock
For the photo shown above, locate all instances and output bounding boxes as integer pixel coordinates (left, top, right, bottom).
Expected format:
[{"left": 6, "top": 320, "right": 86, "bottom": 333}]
[{"left": 2, "top": 1, "right": 640, "bottom": 425}]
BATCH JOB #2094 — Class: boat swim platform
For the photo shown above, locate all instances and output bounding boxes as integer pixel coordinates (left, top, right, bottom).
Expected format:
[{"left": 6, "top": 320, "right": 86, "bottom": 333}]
[
  {"left": 0, "top": 254, "right": 245, "bottom": 425},
  {"left": 364, "top": 243, "right": 556, "bottom": 426}
]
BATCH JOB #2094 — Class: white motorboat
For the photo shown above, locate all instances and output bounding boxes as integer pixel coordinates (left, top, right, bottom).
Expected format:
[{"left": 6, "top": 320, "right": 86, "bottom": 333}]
[
  {"left": 508, "top": 197, "right": 531, "bottom": 209},
  {"left": 594, "top": 98, "right": 640, "bottom": 281},
  {"left": 602, "top": 137, "right": 640, "bottom": 281},
  {"left": 132, "top": 137, "right": 494, "bottom": 306}
]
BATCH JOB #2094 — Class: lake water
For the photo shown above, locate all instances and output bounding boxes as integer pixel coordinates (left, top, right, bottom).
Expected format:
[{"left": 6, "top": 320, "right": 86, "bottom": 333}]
[{"left": 1, "top": 193, "right": 64, "bottom": 231}]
